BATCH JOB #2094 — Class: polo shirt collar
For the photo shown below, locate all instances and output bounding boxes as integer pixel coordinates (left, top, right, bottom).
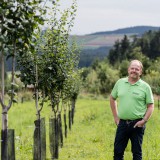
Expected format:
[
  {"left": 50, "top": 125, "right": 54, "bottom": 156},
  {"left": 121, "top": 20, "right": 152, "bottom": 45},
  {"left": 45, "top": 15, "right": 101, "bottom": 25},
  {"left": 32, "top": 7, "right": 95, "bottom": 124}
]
[{"left": 125, "top": 77, "right": 141, "bottom": 86}]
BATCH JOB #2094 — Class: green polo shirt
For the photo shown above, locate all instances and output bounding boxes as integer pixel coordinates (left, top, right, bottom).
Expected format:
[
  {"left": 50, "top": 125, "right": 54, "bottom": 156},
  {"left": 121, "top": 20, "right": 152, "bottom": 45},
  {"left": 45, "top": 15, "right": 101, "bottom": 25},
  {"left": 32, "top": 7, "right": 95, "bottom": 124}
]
[{"left": 111, "top": 77, "right": 154, "bottom": 120}]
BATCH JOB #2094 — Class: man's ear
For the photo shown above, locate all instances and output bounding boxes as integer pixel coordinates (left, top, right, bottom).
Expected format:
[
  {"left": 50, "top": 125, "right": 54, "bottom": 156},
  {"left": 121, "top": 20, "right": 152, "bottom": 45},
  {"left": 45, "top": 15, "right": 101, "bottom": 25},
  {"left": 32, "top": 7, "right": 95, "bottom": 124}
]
[{"left": 127, "top": 67, "right": 130, "bottom": 74}]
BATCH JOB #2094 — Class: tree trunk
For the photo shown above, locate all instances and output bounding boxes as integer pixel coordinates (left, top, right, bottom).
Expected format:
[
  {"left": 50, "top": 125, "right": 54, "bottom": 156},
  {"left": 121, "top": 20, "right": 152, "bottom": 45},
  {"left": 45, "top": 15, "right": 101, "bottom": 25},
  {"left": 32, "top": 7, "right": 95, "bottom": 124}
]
[
  {"left": 1, "top": 129, "right": 7, "bottom": 160},
  {"left": 64, "top": 112, "right": 67, "bottom": 138},
  {"left": 7, "top": 129, "right": 15, "bottom": 160},
  {"left": 33, "top": 118, "right": 46, "bottom": 160},
  {"left": 1, "top": 129, "right": 15, "bottom": 160},
  {"left": 2, "top": 113, "right": 8, "bottom": 130},
  {"left": 71, "top": 99, "right": 76, "bottom": 124},
  {"left": 49, "top": 117, "right": 59, "bottom": 159},
  {"left": 58, "top": 113, "right": 63, "bottom": 147},
  {"left": 69, "top": 109, "right": 71, "bottom": 130},
  {"left": 1, "top": 51, "right": 9, "bottom": 159},
  {"left": 1, "top": 52, "right": 5, "bottom": 102}
]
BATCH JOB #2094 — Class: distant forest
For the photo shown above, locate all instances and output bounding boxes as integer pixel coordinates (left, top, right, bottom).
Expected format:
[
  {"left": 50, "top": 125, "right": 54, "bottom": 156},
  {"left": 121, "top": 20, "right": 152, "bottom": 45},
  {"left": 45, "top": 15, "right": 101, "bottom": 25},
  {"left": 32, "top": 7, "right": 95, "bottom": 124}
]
[
  {"left": 79, "top": 46, "right": 111, "bottom": 67},
  {"left": 108, "top": 30, "right": 160, "bottom": 64},
  {"left": 4, "top": 26, "right": 160, "bottom": 70},
  {"left": 78, "top": 26, "right": 160, "bottom": 67}
]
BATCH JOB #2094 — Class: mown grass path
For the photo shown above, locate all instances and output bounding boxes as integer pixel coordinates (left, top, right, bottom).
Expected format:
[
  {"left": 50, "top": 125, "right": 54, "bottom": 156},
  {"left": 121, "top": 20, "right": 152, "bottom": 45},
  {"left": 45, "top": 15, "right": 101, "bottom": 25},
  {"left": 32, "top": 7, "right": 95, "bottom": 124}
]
[
  {"left": 0, "top": 97, "right": 160, "bottom": 159},
  {"left": 58, "top": 98, "right": 114, "bottom": 160}
]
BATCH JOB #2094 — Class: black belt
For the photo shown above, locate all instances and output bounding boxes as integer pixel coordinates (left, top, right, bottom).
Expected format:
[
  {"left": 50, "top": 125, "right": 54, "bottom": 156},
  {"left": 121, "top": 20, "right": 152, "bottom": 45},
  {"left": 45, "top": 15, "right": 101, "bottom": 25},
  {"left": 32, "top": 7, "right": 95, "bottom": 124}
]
[{"left": 120, "top": 118, "right": 142, "bottom": 124}]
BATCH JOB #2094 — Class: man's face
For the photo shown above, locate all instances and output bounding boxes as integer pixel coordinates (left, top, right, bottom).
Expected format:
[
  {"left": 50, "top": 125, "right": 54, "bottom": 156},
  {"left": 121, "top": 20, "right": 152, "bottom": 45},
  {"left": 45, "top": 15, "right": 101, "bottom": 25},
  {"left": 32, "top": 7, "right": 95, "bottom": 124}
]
[{"left": 128, "top": 61, "right": 142, "bottom": 80}]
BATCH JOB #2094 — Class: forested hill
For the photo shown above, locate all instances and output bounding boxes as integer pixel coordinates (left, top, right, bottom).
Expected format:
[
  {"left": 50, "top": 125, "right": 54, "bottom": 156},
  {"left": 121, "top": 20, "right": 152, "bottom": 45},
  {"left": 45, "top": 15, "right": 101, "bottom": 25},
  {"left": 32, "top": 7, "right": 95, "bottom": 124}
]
[
  {"left": 71, "top": 26, "right": 160, "bottom": 67},
  {"left": 89, "top": 26, "right": 160, "bottom": 35},
  {"left": 5, "top": 26, "right": 160, "bottom": 70},
  {"left": 72, "top": 26, "right": 160, "bottom": 49}
]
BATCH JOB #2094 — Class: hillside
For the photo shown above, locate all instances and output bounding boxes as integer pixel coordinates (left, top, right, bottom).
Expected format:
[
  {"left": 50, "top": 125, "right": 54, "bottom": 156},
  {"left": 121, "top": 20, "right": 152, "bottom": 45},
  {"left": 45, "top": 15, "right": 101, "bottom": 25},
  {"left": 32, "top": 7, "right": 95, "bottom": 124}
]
[
  {"left": 69, "top": 26, "right": 160, "bottom": 67},
  {"left": 70, "top": 26, "right": 160, "bottom": 49},
  {"left": 72, "top": 34, "right": 127, "bottom": 49},
  {"left": 90, "top": 26, "right": 160, "bottom": 35},
  {"left": 5, "top": 26, "right": 160, "bottom": 70}
]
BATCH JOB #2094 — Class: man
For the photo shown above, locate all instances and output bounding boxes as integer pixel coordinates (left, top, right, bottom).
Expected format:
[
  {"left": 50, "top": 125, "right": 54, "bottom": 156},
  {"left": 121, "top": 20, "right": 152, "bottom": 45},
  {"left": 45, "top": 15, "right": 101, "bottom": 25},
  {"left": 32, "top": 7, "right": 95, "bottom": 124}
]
[{"left": 110, "top": 60, "right": 154, "bottom": 160}]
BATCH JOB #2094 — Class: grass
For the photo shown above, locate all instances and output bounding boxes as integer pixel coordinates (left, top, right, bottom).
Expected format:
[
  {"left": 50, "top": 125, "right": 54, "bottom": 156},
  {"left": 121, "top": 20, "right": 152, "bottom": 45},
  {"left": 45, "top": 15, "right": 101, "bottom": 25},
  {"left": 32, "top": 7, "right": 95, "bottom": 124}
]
[
  {"left": 58, "top": 98, "right": 114, "bottom": 160},
  {"left": 0, "top": 96, "right": 160, "bottom": 159},
  {"left": 58, "top": 98, "right": 160, "bottom": 160}
]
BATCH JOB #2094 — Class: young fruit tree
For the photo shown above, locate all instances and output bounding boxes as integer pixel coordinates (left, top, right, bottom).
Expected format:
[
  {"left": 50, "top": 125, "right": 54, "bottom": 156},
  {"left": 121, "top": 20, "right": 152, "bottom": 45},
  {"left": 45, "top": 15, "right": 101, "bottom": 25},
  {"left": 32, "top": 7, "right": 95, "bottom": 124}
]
[
  {"left": 16, "top": 0, "right": 79, "bottom": 159},
  {"left": 0, "top": 0, "right": 45, "bottom": 159}
]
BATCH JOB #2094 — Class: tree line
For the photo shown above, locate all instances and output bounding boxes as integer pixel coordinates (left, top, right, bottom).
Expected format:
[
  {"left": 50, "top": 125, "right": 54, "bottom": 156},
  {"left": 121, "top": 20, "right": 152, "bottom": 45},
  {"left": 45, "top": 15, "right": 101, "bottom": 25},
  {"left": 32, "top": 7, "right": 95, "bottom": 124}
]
[{"left": 0, "top": 0, "right": 81, "bottom": 159}]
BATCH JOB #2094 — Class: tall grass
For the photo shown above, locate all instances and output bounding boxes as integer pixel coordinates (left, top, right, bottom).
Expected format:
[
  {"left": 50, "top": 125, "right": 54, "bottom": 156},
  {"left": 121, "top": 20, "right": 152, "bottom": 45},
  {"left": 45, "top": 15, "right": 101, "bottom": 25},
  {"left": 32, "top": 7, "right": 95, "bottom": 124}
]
[{"left": 0, "top": 97, "right": 159, "bottom": 159}]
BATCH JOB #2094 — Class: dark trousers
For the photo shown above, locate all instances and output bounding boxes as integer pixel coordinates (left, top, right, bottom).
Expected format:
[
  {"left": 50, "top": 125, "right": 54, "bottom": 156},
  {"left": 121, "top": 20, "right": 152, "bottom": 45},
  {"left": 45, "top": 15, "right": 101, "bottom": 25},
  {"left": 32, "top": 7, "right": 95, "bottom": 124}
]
[{"left": 114, "top": 119, "right": 145, "bottom": 160}]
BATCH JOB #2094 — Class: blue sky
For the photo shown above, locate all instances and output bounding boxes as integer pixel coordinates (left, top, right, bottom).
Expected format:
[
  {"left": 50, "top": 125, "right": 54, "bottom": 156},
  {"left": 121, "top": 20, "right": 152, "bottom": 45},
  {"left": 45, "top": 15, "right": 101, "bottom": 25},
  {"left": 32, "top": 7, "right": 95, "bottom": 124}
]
[{"left": 49, "top": 0, "right": 160, "bottom": 35}]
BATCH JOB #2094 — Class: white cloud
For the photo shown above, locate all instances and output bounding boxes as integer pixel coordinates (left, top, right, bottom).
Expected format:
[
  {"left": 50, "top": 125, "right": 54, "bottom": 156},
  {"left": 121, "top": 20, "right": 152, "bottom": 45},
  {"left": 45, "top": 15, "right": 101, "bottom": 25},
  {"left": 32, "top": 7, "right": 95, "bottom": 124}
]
[{"left": 46, "top": 0, "right": 160, "bottom": 35}]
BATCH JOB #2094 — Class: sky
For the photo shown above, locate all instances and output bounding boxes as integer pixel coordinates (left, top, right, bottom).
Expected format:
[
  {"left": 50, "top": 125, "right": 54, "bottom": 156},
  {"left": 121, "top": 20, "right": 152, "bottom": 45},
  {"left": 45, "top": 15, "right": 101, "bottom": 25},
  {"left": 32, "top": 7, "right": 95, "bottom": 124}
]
[{"left": 49, "top": 0, "right": 160, "bottom": 35}]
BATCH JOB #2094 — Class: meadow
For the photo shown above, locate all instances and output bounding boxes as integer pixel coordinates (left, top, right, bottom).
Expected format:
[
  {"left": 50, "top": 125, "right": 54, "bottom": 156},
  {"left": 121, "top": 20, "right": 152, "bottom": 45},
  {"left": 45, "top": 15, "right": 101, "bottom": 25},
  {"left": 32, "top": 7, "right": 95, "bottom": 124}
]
[{"left": 0, "top": 96, "right": 160, "bottom": 160}]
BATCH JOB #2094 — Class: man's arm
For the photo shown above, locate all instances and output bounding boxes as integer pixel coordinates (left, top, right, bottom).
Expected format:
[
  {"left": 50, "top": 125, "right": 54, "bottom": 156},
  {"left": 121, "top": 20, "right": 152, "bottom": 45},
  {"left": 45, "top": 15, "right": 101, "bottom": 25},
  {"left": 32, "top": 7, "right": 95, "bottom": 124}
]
[
  {"left": 110, "top": 95, "right": 119, "bottom": 125},
  {"left": 143, "top": 103, "right": 154, "bottom": 122},
  {"left": 134, "top": 103, "right": 154, "bottom": 128}
]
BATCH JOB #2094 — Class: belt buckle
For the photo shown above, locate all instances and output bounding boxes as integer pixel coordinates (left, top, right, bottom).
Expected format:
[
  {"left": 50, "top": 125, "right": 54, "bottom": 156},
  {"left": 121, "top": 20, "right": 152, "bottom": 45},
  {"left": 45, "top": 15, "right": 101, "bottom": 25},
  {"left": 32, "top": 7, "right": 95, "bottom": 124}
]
[{"left": 126, "top": 120, "right": 131, "bottom": 124}]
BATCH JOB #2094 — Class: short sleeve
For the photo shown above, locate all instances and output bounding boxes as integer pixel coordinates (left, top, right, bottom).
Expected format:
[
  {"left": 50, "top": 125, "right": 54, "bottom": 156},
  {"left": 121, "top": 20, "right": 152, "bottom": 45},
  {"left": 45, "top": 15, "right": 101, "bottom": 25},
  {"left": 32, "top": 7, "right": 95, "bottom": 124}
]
[
  {"left": 146, "top": 85, "right": 154, "bottom": 104},
  {"left": 111, "top": 81, "right": 119, "bottom": 99}
]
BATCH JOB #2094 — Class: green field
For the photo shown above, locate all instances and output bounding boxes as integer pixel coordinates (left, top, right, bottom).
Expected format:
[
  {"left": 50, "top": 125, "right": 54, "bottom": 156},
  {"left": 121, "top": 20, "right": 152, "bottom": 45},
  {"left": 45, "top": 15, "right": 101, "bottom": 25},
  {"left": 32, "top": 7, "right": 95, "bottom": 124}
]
[
  {"left": 71, "top": 34, "right": 127, "bottom": 49},
  {"left": 0, "top": 96, "right": 160, "bottom": 159}
]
